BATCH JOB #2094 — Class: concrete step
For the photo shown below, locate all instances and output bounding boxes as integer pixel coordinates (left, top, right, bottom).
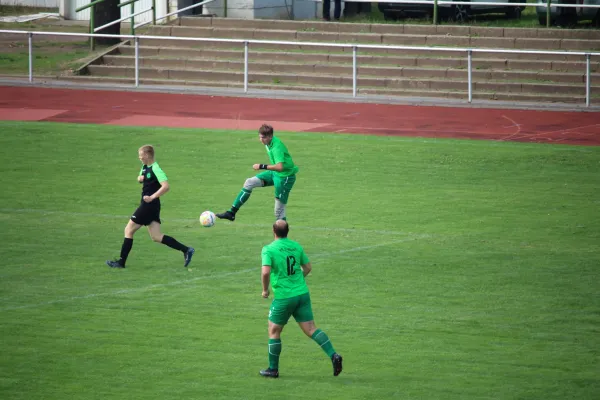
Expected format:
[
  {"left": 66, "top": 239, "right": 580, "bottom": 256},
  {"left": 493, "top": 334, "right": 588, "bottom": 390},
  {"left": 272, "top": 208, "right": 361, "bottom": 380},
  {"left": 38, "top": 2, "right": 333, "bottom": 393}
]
[
  {"left": 85, "top": 64, "right": 597, "bottom": 95},
  {"left": 114, "top": 45, "right": 600, "bottom": 75},
  {"left": 176, "top": 17, "right": 600, "bottom": 41},
  {"left": 124, "top": 39, "right": 600, "bottom": 66},
  {"left": 101, "top": 54, "right": 593, "bottom": 84},
  {"left": 76, "top": 16, "right": 600, "bottom": 106},
  {"left": 139, "top": 27, "right": 600, "bottom": 60},
  {"left": 143, "top": 25, "right": 600, "bottom": 52},
  {"left": 59, "top": 74, "right": 590, "bottom": 104}
]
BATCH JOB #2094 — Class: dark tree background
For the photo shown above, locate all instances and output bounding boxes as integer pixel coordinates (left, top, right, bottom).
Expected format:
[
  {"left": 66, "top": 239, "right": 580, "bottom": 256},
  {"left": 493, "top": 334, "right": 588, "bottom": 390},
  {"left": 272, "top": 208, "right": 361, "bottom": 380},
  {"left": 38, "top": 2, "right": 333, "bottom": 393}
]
[
  {"left": 93, "top": 0, "right": 121, "bottom": 46},
  {"left": 344, "top": 2, "right": 371, "bottom": 18}
]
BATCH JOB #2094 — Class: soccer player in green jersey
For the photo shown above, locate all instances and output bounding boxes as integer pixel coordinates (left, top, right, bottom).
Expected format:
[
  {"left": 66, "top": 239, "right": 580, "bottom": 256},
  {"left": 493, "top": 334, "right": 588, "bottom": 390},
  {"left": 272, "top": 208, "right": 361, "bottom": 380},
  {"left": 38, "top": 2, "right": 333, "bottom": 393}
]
[
  {"left": 258, "top": 220, "right": 343, "bottom": 378},
  {"left": 106, "top": 145, "right": 195, "bottom": 269},
  {"left": 216, "top": 124, "right": 298, "bottom": 222}
]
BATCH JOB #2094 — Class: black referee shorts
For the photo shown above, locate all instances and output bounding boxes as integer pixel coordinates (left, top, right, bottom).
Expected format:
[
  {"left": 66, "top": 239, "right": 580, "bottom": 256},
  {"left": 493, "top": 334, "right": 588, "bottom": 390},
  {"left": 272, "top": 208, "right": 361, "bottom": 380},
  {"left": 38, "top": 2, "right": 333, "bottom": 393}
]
[{"left": 131, "top": 200, "right": 161, "bottom": 225}]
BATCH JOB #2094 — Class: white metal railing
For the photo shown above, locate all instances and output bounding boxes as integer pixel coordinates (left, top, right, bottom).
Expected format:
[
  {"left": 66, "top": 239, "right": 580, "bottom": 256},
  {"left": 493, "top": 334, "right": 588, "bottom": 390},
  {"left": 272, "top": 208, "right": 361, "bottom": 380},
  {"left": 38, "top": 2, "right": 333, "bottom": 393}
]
[
  {"left": 76, "top": 0, "right": 216, "bottom": 50},
  {"left": 135, "top": 0, "right": 216, "bottom": 30},
  {"left": 0, "top": 30, "right": 597, "bottom": 106},
  {"left": 94, "top": 7, "right": 153, "bottom": 33}
]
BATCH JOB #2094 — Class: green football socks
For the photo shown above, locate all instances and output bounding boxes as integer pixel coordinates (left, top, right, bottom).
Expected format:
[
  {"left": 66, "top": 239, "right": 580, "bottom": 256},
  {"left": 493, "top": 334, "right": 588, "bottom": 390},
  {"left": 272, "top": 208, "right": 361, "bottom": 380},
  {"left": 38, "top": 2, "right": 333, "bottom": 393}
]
[
  {"left": 232, "top": 188, "right": 252, "bottom": 209},
  {"left": 268, "top": 338, "right": 282, "bottom": 370},
  {"left": 311, "top": 329, "right": 335, "bottom": 358}
]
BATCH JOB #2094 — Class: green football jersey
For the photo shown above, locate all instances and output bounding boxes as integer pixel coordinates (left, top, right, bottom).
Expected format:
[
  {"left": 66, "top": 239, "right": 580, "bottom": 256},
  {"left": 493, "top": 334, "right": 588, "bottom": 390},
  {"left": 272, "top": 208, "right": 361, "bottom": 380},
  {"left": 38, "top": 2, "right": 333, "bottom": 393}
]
[
  {"left": 261, "top": 238, "right": 309, "bottom": 299},
  {"left": 266, "top": 136, "right": 299, "bottom": 177}
]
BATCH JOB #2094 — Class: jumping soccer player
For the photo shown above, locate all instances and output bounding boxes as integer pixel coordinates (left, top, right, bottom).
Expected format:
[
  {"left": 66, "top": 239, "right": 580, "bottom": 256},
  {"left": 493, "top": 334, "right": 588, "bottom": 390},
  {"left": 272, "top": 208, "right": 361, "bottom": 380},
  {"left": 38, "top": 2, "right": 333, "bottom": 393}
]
[{"left": 216, "top": 124, "right": 298, "bottom": 222}]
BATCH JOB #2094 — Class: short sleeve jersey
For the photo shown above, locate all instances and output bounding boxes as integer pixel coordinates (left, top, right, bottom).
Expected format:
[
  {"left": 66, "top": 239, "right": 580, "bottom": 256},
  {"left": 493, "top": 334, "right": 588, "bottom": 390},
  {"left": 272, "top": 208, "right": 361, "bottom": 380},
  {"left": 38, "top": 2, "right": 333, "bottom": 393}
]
[
  {"left": 261, "top": 238, "right": 310, "bottom": 299},
  {"left": 266, "top": 136, "right": 299, "bottom": 177},
  {"left": 139, "top": 162, "right": 167, "bottom": 199}
]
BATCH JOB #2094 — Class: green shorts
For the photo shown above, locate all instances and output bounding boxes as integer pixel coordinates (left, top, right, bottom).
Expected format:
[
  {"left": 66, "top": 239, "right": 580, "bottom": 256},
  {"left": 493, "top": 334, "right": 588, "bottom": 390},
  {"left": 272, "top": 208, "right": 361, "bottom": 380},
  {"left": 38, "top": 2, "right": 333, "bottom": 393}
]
[
  {"left": 256, "top": 171, "right": 296, "bottom": 205},
  {"left": 268, "top": 292, "right": 314, "bottom": 326}
]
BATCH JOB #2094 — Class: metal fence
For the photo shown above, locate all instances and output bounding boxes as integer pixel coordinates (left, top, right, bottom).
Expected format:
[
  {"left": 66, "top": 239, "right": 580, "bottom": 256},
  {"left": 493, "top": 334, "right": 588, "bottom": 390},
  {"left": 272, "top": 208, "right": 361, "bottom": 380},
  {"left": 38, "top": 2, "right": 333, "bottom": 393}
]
[{"left": 0, "top": 29, "right": 598, "bottom": 106}]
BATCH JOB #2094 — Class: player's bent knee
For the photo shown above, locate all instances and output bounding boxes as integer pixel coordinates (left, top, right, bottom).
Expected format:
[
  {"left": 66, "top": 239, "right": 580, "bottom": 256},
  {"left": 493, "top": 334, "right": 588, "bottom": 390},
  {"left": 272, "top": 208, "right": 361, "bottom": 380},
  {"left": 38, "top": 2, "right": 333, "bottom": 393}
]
[
  {"left": 243, "top": 177, "right": 263, "bottom": 191},
  {"left": 269, "top": 325, "right": 284, "bottom": 337},
  {"left": 299, "top": 320, "right": 317, "bottom": 337},
  {"left": 148, "top": 232, "right": 163, "bottom": 242}
]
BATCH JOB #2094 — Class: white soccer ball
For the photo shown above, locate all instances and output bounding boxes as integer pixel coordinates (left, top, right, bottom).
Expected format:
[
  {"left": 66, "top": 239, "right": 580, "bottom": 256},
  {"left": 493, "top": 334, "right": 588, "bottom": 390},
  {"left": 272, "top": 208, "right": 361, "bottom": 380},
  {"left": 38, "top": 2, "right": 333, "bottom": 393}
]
[{"left": 199, "top": 210, "right": 216, "bottom": 227}]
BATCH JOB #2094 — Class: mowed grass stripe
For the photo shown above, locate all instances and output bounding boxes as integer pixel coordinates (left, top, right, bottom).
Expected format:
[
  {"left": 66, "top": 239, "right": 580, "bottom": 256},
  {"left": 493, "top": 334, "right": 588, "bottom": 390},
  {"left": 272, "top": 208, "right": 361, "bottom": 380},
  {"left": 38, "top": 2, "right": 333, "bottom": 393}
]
[
  {"left": 0, "top": 207, "right": 426, "bottom": 236},
  {"left": 0, "top": 230, "right": 428, "bottom": 311},
  {"left": 0, "top": 268, "right": 255, "bottom": 311}
]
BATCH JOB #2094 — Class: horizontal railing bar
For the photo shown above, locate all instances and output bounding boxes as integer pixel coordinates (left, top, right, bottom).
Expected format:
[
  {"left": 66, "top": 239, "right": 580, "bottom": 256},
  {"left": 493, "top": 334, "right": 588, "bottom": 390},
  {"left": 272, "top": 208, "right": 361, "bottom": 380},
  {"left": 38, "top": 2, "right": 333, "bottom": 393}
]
[
  {"left": 160, "top": 0, "right": 215, "bottom": 21},
  {"left": 1, "top": 30, "right": 599, "bottom": 58},
  {"left": 0, "top": 30, "right": 134, "bottom": 39},
  {"left": 93, "top": 7, "right": 152, "bottom": 32},
  {"left": 118, "top": 0, "right": 137, "bottom": 8},
  {"left": 75, "top": 0, "right": 105, "bottom": 13},
  {"left": 135, "top": 0, "right": 215, "bottom": 30}
]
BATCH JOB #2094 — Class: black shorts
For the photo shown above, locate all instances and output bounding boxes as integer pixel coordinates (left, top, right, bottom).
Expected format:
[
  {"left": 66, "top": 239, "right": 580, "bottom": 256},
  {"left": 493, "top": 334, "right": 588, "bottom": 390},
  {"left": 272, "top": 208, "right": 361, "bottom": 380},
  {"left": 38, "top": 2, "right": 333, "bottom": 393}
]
[{"left": 131, "top": 200, "right": 161, "bottom": 226}]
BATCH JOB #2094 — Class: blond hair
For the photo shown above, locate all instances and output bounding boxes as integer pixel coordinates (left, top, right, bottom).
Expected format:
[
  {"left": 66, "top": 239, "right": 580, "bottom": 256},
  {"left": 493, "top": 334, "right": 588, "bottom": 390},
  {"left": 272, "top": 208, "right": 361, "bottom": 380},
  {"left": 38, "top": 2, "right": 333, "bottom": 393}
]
[{"left": 139, "top": 145, "right": 155, "bottom": 158}]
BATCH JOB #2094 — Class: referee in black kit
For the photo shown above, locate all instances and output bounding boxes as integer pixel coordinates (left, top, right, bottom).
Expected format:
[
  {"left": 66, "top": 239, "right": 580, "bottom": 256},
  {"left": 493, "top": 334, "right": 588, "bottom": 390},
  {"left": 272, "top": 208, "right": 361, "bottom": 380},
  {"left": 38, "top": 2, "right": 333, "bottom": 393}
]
[{"left": 106, "top": 145, "right": 195, "bottom": 269}]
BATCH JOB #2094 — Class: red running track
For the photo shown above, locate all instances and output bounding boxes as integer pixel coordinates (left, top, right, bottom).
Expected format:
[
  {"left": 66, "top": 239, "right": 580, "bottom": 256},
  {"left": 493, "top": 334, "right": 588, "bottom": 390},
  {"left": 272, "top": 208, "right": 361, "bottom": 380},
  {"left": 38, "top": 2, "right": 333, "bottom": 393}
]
[{"left": 1, "top": 86, "right": 599, "bottom": 145}]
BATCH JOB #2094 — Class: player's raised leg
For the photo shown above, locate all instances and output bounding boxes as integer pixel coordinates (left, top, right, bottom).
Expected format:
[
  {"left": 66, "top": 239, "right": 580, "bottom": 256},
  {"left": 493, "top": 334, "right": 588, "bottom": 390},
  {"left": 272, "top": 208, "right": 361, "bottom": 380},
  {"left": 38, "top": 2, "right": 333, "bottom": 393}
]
[
  {"left": 217, "top": 176, "right": 265, "bottom": 221},
  {"left": 147, "top": 222, "right": 195, "bottom": 267}
]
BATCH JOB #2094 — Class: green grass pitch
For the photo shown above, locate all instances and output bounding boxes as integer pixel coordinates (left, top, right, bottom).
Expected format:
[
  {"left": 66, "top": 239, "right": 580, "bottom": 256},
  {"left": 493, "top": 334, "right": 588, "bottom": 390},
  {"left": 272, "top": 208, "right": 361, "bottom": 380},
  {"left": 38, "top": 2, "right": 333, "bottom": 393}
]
[{"left": 0, "top": 120, "right": 599, "bottom": 399}]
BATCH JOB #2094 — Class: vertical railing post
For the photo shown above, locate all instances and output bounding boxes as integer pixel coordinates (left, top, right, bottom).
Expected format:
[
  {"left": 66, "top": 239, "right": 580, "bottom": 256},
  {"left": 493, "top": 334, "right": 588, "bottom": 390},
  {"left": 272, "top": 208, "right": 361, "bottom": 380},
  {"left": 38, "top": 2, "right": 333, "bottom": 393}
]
[
  {"left": 585, "top": 54, "right": 591, "bottom": 107},
  {"left": 28, "top": 32, "right": 33, "bottom": 83},
  {"left": 244, "top": 41, "right": 249, "bottom": 93},
  {"left": 152, "top": 0, "right": 156, "bottom": 25},
  {"left": 130, "top": 2, "right": 135, "bottom": 35},
  {"left": 135, "top": 36, "right": 140, "bottom": 87},
  {"left": 467, "top": 49, "right": 473, "bottom": 103},
  {"left": 352, "top": 46, "right": 357, "bottom": 98},
  {"left": 90, "top": 6, "right": 96, "bottom": 51},
  {"left": 433, "top": 0, "right": 438, "bottom": 25},
  {"left": 546, "top": 0, "right": 551, "bottom": 28},
  {"left": 224, "top": 0, "right": 228, "bottom": 17}
]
